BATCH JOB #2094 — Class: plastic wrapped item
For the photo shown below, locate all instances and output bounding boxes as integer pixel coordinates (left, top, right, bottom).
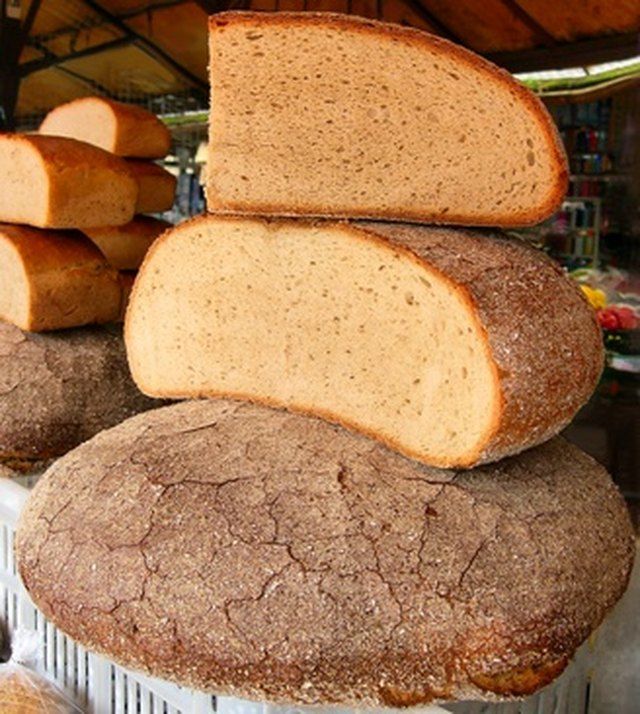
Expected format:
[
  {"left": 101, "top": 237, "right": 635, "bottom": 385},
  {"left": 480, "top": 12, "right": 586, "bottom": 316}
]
[{"left": 0, "top": 628, "right": 82, "bottom": 713}]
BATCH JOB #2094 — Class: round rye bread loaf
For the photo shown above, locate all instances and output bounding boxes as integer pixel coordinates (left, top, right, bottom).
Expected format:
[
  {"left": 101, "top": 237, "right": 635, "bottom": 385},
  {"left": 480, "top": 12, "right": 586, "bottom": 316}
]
[
  {"left": 0, "top": 321, "right": 159, "bottom": 471},
  {"left": 16, "top": 400, "right": 634, "bottom": 706}
]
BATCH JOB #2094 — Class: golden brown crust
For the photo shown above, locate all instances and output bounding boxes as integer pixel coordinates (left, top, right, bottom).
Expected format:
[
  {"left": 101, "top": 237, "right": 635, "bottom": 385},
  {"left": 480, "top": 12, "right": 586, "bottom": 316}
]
[
  {"left": 126, "top": 160, "right": 177, "bottom": 213},
  {"left": 208, "top": 11, "right": 568, "bottom": 227},
  {"left": 83, "top": 216, "right": 170, "bottom": 270},
  {"left": 41, "top": 97, "right": 171, "bottom": 159},
  {"left": 0, "top": 321, "right": 161, "bottom": 468},
  {"left": 16, "top": 401, "right": 634, "bottom": 705},
  {"left": 118, "top": 271, "right": 137, "bottom": 321},
  {"left": 0, "top": 134, "right": 138, "bottom": 228},
  {"left": 0, "top": 224, "right": 123, "bottom": 332},
  {"left": 129, "top": 214, "right": 602, "bottom": 468},
  {"left": 356, "top": 222, "right": 604, "bottom": 463},
  {"left": 16, "top": 133, "right": 135, "bottom": 176}
]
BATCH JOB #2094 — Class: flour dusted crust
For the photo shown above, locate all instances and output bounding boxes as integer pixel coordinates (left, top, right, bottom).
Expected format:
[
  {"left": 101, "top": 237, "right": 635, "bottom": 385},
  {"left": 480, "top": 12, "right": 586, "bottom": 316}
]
[
  {"left": 126, "top": 215, "right": 602, "bottom": 467},
  {"left": 207, "top": 12, "right": 567, "bottom": 227},
  {"left": 16, "top": 400, "right": 634, "bottom": 705},
  {"left": 359, "top": 222, "right": 604, "bottom": 463},
  {"left": 0, "top": 321, "right": 160, "bottom": 471}
]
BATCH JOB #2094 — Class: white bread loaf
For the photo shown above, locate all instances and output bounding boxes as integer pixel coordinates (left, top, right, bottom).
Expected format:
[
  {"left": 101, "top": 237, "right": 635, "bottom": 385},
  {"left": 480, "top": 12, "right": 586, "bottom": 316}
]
[
  {"left": 15, "top": 401, "right": 634, "bottom": 705},
  {"left": 40, "top": 97, "right": 171, "bottom": 159},
  {"left": 0, "top": 134, "right": 137, "bottom": 228},
  {"left": 127, "top": 161, "right": 177, "bottom": 214},
  {"left": 207, "top": 12, "right": 567, "bottom": 227},
  {"left": 125, "top": 215, "right": 603, "bottom": 468},
  {"left": 0, "top": 224, "right": 122, "bottom": 332},
  {"left": 83, "top": 216, "right": 170, "bottom": 270}
]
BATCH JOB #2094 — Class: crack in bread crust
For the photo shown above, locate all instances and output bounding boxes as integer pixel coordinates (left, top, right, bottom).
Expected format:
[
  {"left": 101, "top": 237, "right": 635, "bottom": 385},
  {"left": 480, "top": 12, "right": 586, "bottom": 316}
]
[
  {"left": 16, "top": 400, "right": 634, "bottom": 706},
  {"left": 0, "top": 321, "right": 160, "bottom": 469}
]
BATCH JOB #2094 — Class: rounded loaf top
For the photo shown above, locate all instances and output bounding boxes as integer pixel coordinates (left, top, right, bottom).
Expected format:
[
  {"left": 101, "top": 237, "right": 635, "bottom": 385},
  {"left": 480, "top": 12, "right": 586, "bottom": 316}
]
[{"left": 16, "top": 399, "right": 634, "bottom": 706}]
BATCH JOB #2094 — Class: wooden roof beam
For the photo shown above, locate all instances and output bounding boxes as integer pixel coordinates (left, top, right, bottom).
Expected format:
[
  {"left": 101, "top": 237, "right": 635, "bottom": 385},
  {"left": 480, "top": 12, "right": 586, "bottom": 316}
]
[
  {"left": 1, "top": 0, "right": 43, "bottom": 129},
  {"left": 20, "top": 37, "right": 133, "bottom": 76},
  {"left": 488, "top": 32, "right": 640, "bottom": 73},
  {"left": 402, "top": 0, "right": 467, "bottom": 44},
  {"left": 80, "top": 0, "right": 208, "bottom": 91},
  {"left": 194, "top": 0, "right": 246, "bottom": 11},
  {"left": 56, "top": 66, "right": 116, "bottom": 98},
  {"left": 29, "top": 1, "right": 186, "bottom": 44},
  {"left": 498, "top": 0, "right": 557, "bottom": 47}
]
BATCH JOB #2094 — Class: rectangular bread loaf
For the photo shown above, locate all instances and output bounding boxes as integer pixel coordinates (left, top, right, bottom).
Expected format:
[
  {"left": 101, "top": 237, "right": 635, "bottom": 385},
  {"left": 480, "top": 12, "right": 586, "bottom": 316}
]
[
  {"left": 127, "top": 161, "right": 177, "bottom": 214},
  {"left": 125, "top": 215, "right": 603, "bottom": 468},
  {"left": 0, "top": 134, "right": 138, "bottom": 228},
  {"left": 83, "top": 216, "right": 170, "bottom": 270},
  {"left": 207, "top": 12, "right": 567, "bottom": 227},
  {"left": 0, "top": 224, "right": 123, "bottom": 331},
  {"left": 40, "top": 97, "right": 171, "bottom": 159},
  {"left": 118, "top": 271, "right": 137, "bottom": 321}
]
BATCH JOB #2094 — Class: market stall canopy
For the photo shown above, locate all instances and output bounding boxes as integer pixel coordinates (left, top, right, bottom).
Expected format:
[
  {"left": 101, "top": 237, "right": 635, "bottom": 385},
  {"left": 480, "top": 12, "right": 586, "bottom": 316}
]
[{"left": 2, "top": 0, "right": 639, "bottom": 127}]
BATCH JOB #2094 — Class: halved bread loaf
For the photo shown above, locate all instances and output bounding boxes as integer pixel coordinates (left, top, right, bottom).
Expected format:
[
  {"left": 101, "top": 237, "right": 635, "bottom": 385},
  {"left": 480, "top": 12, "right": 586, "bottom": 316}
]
[
  {"left": 207, "top": 12, "right": 567, "bottom": 227},
  {"left": 0, "top": 321, "right": 160, "bottom": 472},
  {"left": 127, "top": 161, "right": 177, "bottom": 214},
  {"left": 83, "top": 216, "right": 170, "bottom": 270},
  {"left": 40, "top": 97, "right": 171, "bottom": 159},
  {"left": 0, "top": 134, "right": 137, "bottom": 228},
  {"left": 16, "top": 400, "right": 634, "bottom": 705},
  {"left": 126, "top": 216, "right": 603, "bottom": 468},
  {"left": 0, "top": 224, "right": 123, "bottom": 332}
]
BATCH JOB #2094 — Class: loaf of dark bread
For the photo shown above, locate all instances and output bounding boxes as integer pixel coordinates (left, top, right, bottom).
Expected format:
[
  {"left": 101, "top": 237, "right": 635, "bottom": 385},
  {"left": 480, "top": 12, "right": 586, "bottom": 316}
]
[
  {"left": 0, "top": 321, "right": 160, "bottom": 471},
  {"left": 16, "top": 400, "right": 634, "bottom": 706},
  {"left": 126, "top": 215, "right": 603, "bottom": 468}
]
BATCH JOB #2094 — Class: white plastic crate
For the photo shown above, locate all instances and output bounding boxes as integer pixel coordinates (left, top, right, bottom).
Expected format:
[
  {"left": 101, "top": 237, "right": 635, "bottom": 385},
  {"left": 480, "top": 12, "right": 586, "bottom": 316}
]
[{"left": 1, "top": 477, "right": 636, "bottom": 714}]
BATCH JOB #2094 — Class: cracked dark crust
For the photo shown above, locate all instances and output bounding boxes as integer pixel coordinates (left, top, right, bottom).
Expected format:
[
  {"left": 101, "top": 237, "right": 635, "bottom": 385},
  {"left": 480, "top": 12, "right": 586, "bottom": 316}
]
[
  {"left": 0, "top": 321, "right": 161, "bottom": 472},
  {"left": 207, "top": 11, "right": 568, "bottom": 228},
  {"left": 128, "top": 215, "right": 602, "bottom": 468},
  {"left": 16, "top": 400, "right": 634, "bottom": 706},
  {"left": 356, "top": 222, "right": 604, "bottom": 464}
]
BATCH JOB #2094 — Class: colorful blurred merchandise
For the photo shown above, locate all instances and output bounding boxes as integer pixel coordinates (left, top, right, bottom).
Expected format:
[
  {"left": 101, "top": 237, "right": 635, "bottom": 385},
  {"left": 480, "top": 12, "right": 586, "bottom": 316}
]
[
  {"left": 597, "top": 305, "right": 639, "bottom": 332},
  {"left": 580, "top": 284, "right": 607, "bottom": 310},
  {"left": 571, "top": 267, "right": 640, "bottom": 360}
]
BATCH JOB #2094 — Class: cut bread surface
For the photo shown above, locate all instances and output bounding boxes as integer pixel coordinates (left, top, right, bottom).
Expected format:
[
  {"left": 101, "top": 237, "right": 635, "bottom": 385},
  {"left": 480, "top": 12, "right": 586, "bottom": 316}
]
[
  {"left": 40, "top": 97, "right": 171, "bottom": 158},
  {"left": 0, "top": 224, "right": 122, "bottom": 332},
  {"left": 0, "top": 134, "right": 137, "bottom": 228},
  {"left": 207, "top": 12, "right": 567, "bottom": 227},
  {"left": 126, "top": 216, "right": 603, "bottom": 467}
]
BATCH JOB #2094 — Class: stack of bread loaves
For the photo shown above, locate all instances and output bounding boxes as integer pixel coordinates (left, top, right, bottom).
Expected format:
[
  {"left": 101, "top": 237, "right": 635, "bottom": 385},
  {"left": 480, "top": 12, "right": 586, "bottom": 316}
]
[
  {"left": 0, "top": 101, "right": 171, "bottom": 471},
  {"left": 17, "top": 13, "right": 634, "bottom": 708},
  {"left": 40, "top": 97, "right": 177, "bottom": 273}
]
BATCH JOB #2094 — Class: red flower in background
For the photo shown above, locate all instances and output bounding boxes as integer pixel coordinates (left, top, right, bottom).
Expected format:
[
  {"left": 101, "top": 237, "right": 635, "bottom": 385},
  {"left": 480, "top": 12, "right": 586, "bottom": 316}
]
[{"left": 597, "top": 305, "right": 639, "bottom": 331}]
